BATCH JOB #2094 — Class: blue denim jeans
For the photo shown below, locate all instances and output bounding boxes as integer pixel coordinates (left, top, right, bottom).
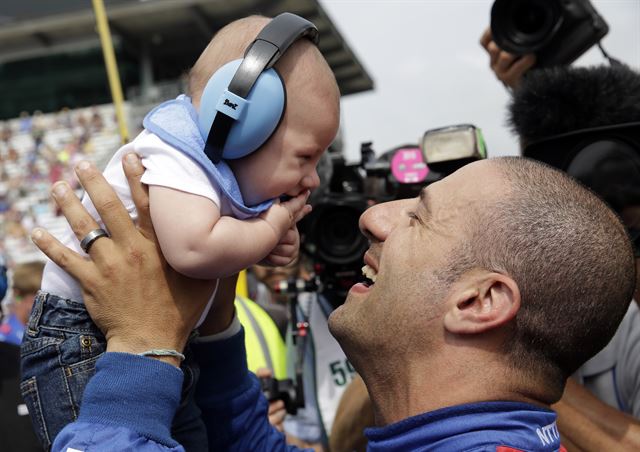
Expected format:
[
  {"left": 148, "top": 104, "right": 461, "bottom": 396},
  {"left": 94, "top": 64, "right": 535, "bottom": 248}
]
[{"left": 20, "top": 291, "right": 207, "bottom": 451}]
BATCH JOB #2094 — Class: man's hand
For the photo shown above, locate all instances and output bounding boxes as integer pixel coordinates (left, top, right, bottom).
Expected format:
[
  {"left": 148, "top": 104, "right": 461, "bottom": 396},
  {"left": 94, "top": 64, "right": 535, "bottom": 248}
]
[
  {"left": 480, "top": 28, "right": 536, "bottom": 89},
  {"left": 31, "top": 154, "right": 216, "bottom": 366},
  {"left": 553, "top": 378, "right": 640, "bottom": 451}
]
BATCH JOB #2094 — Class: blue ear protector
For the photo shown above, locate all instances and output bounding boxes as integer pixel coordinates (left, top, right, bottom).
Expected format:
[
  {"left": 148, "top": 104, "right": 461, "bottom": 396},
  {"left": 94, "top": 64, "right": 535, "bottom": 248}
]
[{"left": 198, "top": 12, "right": 319, "bottom": 164}]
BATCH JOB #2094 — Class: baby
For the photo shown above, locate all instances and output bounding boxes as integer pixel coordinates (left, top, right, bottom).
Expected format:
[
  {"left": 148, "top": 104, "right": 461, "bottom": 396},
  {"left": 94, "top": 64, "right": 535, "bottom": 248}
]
[{"left": 21, "top": 15, "right": 340, "bottom": 449}]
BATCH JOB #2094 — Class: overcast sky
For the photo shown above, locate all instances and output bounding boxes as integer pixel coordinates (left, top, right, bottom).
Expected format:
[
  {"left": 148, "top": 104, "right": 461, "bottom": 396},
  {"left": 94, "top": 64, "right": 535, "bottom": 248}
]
[{"left": 319, "top": 0, "right": 640, "bottom": 162}]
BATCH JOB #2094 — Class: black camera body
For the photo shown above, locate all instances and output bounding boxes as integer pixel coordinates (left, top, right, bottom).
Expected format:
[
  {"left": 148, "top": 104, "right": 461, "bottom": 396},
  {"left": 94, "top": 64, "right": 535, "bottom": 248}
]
[
  {"left": 491, "top": 0, "right": 608, "bottom": 67},
  {"left": 260, "top": 375, "right": 305, "bottom": 415},
  {"left": 300, "top": 129, "right": 486, "bottom": 308},
  {"left": 299, "top": 154, "right": 372, "bottom": 308}
]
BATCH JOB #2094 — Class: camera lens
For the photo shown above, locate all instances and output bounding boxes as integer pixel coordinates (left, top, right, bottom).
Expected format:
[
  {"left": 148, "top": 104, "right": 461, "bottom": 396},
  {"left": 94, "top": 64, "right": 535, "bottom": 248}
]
[
  {"left": 491, "top": 0, "right": 563, "bottom": 54},
  {"left": 513, "top": 2, "right": 548, "bottom": 34},
  {"left": 316, "top": 205, "right": 369, "bottom": 266}
]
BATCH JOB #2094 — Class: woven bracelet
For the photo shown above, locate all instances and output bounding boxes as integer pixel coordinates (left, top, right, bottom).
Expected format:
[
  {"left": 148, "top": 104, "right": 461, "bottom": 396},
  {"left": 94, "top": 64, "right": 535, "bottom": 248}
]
[{"left": 138, "top": 349, "right": 185, "bottom": 361}]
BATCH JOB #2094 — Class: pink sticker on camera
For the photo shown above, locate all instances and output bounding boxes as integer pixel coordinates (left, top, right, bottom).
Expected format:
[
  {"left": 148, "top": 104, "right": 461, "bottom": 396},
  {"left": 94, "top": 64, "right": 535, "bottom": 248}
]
[{"left": 391, "top": 147, "right": 429, "bottom": 184}]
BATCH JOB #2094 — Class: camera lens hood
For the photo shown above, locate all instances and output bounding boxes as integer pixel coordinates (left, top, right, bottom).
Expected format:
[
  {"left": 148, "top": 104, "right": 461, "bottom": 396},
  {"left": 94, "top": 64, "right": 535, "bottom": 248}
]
[{"left": 491, "top": 0, "right": 563, "bottom": 55}]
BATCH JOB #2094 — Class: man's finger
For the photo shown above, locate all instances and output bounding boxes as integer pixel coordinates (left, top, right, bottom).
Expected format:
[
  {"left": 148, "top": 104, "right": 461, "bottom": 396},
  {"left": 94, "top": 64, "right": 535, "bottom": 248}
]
[
  {"left": 50, "top": 181, "right": 110, "bottom": 256},
  {"left": 268, "top": 399, "right": 285, "bottom": 414},
  {"left": 479, "top": 28, "right": 492, "bottom": 50},
  {"left": 486, "top": 41, "right": 501, "bottom": 67},
  {"left": 494, "top": 51, "right": 517, "bottom": 74},
  {"left": 122, "top": 153, "right": 155, "bottom": 240},
  {"left": 75, "top": 161, "right": 135, "bottom": 242},
  {"left": 31, "top": 228, "right": 97, "bottom": 285},
  {"left": 504, "top": 54, "right": 536, "bottom": 87}
]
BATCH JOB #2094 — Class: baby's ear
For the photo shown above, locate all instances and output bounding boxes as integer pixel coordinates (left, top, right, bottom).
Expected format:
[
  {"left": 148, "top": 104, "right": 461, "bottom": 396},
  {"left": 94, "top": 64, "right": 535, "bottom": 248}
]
[{"left": 443, "top": 272, "right": 520, "bottom": 335}]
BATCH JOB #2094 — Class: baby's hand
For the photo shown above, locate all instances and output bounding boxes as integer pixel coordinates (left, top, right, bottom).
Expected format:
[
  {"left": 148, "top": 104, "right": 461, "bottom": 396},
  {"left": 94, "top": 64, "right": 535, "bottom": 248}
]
[
  {"left": 260, "top": 191, "right": 311, "bottom": 239},
  {"left": 259, "top": 224, "right": 300, "bottom": 267},
  {"left": 258, "top": 191, "right": 311, "bottom": 267}
]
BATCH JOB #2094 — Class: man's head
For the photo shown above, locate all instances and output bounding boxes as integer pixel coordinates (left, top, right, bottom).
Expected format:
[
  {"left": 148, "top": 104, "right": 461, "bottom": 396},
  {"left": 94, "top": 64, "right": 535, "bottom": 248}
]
[
  {"left": 329, "top": 157, "right": 635, "bottom": 403},
  {"left": 188, "top": 16, "right": 340, "bottom": 206},
  {"left": 509, "top": 64, "right": 640, "bottom": 286},
  {"left": 9, "top": 261, "right": 44, "bottom": 325}
]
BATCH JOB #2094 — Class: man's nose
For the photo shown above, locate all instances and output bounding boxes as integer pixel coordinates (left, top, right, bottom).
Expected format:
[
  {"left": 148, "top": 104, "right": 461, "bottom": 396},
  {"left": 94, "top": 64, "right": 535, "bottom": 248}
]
[{"left": 359, "top": 201, "right": 402, "bottom": 242}]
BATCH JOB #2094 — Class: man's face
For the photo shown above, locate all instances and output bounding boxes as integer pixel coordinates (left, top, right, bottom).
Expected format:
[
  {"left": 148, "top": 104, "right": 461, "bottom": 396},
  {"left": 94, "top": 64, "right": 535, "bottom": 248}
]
[{"left": 328, "top": 161, "right": 502, "bottom": 359}]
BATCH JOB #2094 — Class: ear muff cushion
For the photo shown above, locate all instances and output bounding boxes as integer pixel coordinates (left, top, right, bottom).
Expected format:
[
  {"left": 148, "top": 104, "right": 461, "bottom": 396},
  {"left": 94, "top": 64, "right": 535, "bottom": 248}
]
[{"left": 198, "top": 59, "right": 286, "bottom": 160}]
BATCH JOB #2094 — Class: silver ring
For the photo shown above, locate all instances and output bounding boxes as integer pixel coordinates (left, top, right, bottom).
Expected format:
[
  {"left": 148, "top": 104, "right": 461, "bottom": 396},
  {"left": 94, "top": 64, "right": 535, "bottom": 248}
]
[{"left": 80, "top": 228, "right": 109, "bottom": 253}]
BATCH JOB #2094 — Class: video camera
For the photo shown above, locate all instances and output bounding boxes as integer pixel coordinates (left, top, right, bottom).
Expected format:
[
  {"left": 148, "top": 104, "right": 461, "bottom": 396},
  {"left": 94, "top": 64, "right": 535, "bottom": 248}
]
[
  {"left": 260, "top": 374, "right": 305, "bottom": 415},
  {"left": 490, "top": 0, "right": 609, "bottom": 67},
  {"left": 299, "top": 124, "right": 487, "bottom": 308}
]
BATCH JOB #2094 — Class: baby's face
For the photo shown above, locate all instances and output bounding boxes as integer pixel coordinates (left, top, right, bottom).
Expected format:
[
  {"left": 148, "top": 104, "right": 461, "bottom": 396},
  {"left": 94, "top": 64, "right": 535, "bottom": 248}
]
[{"left": 229, "top": 91, "right": 339, "bottom": 206}]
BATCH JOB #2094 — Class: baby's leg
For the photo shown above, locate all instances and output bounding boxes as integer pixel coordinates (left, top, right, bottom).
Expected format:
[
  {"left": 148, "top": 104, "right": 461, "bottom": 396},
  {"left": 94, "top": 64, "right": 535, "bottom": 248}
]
[{"left": 20, "top": 292, "right": 106, "bottom": 450}]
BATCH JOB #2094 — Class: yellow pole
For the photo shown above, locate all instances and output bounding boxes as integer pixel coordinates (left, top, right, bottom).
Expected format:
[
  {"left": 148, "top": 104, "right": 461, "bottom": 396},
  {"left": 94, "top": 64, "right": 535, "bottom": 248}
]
[
  {"left": 92, "top": 0, "right": 129, "bottom": 144},
  {"left": 236, "top": 270, "right": 249, "bottom": 298}
]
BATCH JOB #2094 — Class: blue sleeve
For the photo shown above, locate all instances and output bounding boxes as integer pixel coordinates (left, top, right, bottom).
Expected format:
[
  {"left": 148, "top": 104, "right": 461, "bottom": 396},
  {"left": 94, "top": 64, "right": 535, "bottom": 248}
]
[
  {"left": 52, "top": 352, "right": 185, "bottom": 451},
  {"left": 192, "top": 329, "right": 307, "bottom": 451}
]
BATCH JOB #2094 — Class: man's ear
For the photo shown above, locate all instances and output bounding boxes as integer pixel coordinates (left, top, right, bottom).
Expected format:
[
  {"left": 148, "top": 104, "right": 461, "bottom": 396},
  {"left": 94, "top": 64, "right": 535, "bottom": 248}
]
[{"left": 443, "top": 272, "right": 520, "bottom": 335}]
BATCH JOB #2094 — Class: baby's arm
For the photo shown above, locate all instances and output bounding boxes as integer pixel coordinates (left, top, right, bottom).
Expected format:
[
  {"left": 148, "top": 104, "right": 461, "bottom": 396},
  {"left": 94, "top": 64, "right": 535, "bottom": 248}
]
[{"left": 148, "top": 185, "right": 308, "bottom": 279}]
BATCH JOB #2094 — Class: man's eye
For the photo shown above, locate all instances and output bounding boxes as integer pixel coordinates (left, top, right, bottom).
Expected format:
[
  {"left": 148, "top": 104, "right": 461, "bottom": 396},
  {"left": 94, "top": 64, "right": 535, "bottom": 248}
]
[{"left": 407, "top": 211, "right": 419, "bottom": 224}]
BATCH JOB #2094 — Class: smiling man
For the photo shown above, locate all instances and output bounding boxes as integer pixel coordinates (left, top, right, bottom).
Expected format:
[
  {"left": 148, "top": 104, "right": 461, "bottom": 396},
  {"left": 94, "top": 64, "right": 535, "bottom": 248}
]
[
  {"left": 327, "top": 156, "right": 635, "bottom": 450},
  {"left": 36, "top": 155, "right": 635, "bottom": 451}
]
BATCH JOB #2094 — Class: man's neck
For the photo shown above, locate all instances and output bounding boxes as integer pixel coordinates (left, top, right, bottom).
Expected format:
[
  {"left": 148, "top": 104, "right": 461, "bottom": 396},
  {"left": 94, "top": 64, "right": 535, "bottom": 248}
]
[{"left": 363, "top": 353, "right": 549, "bottom": 426}]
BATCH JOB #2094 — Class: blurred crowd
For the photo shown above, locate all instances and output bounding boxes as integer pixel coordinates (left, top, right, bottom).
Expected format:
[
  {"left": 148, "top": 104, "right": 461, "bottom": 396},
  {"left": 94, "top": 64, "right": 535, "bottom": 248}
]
[{"left": 0, "top": 106, "right": 122, "bottom": 266}]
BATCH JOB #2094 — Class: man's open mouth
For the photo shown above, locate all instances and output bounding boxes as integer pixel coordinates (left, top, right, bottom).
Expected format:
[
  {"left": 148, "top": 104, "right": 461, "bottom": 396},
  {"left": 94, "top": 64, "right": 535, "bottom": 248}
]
[{"left": 361, "top": 264, "right": 378, "bottom": 286}]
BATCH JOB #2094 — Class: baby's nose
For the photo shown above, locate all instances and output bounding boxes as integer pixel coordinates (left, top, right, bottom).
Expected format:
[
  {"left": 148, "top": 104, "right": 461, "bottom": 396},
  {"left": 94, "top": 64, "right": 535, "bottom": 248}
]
[{"left": 302, "top": 171, "right": 320, "bottom": 190}]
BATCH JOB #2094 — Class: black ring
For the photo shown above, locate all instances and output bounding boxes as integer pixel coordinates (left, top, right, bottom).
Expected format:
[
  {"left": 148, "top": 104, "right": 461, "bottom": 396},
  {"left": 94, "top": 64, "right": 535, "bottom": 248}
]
[{"left": 80, "top": 228, "right": 109, "bottom": 253}]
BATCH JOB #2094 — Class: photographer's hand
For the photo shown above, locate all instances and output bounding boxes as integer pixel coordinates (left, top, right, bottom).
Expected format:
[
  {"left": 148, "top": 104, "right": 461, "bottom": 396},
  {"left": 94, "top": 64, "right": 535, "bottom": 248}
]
[
  {"left": 31, "top": 155, "right": 216, "bottom": 367},
  {"left": 480, "top": 28, "right": 536, "bottom": 89}
]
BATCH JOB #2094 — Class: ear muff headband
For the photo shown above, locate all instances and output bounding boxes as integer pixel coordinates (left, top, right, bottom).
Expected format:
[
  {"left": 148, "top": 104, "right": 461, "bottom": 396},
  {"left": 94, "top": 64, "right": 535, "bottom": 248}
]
[{"left": 203, "top": 13, "right": 319, "bottom": 164}]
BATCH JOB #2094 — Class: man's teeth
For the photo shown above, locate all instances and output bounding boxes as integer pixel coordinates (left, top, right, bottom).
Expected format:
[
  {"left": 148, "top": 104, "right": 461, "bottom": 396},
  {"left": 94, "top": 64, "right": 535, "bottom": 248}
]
[{"left": 362, "top": 264, "right": 377, "bottom": 283}]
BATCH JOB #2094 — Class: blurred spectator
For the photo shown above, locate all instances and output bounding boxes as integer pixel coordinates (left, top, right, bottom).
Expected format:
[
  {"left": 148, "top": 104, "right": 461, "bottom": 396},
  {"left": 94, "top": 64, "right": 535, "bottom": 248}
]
[
  {"left": 1, "top": 124, "right": 12, "bottom": 143},
  {"left": 18, "top": 111, "right": 32, "bottom": 133},
  {"left": 0, "top": 261, "right": 45, "bottom": 346},
  {"left": 0, "top": 258, "right": 41, "bottom": 450}
]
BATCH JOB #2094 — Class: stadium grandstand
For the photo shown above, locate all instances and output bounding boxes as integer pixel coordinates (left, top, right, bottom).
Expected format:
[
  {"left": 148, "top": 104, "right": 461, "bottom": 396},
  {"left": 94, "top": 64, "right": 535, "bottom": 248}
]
[{"left": 0, "top": 0, "right": 373, "bottom": 266}]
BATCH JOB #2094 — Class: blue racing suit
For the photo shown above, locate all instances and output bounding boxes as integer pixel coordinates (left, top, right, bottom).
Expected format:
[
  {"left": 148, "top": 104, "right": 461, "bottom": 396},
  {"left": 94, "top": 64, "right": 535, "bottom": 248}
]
[{"left": 53, "top": 327, "right": 566, "bottom": 452}]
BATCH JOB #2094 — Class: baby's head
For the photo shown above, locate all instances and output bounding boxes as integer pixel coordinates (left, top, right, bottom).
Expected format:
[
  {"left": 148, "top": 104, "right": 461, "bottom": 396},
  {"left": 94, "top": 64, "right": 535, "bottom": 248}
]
[{"left": 189, "top": 16, "right": 340, "bottom": 206}]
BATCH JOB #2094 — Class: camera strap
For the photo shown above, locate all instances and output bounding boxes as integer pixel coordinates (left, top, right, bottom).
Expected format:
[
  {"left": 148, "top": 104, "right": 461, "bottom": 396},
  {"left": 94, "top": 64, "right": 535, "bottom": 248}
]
[{"left": 597, "top": 42, "right": 624, "bottom": 67}]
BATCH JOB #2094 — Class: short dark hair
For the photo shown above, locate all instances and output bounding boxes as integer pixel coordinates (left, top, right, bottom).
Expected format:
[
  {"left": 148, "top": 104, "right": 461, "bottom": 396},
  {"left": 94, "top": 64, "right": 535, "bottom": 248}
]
[
  {"left": 452, "top": 157, "right": 635, "bottom": 391},
  {"left": 12, "top": 261, "right": 44, "bottom": 295},
  {"left": 508, "top": 65, "right": 640, "bottom": 145}
]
